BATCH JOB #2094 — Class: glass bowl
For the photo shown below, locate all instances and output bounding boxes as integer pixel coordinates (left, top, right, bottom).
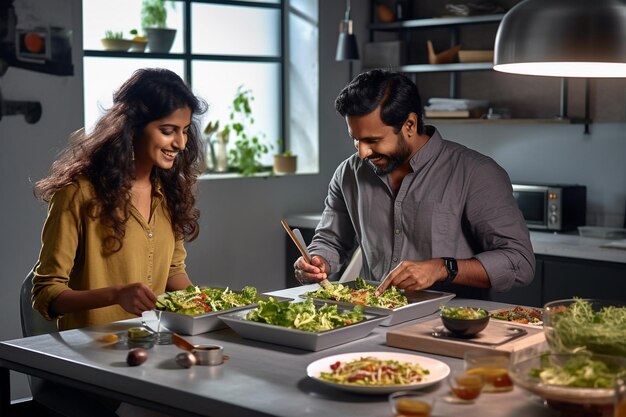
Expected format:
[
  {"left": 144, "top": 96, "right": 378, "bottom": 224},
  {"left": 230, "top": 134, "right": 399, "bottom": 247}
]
[
  {"left": 440, "top": 306, "right": 490, "bottom": 337},
  {"left": 543, "top": 298, "right": 626, "bottom": 356},
  {"left": 388, "top": 391, "right": 435, "bottom": 417},
  {"left": 509, "top": 351, "right": 626, "bottom": 416}
]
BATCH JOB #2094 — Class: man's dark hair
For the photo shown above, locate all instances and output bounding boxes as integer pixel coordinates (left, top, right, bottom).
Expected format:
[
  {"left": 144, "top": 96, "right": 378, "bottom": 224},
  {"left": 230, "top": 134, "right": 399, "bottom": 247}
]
[{"left": 335, "top": 69, "right": 424, "bottom": 134}]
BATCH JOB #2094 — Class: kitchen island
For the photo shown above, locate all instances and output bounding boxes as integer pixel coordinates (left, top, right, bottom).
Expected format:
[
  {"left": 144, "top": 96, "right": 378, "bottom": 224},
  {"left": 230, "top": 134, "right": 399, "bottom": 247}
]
[{"left": 0, "top": 286, "right": 557, "bottom": 417}]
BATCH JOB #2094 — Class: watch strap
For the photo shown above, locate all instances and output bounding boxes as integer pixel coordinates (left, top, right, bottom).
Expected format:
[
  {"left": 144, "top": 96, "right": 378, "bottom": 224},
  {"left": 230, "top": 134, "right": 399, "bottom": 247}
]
[{"left": 441, "top": 257, "right": 458, "bottom": 284}]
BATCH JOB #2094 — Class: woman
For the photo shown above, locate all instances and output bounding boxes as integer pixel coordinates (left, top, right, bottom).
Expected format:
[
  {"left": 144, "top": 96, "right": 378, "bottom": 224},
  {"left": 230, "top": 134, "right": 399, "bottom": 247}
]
[{"left": 33, "top": 68, "right": 207, "bottom": 331}]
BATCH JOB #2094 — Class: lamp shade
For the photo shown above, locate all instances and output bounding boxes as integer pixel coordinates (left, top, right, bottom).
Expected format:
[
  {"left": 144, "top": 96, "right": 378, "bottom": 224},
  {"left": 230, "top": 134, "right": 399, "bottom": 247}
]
[
  {"left": 494, "top": 0, "right": 626, "bottom": 77},
  {"left": 336, "top": 32, "right": 360, "bottom": 61}
]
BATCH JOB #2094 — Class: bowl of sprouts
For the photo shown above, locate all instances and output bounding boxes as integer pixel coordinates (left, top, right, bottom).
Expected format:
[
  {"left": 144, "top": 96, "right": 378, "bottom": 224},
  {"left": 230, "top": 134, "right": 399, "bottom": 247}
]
[{"left": 543, "top": 298, "right": 626, "bottom": 357}]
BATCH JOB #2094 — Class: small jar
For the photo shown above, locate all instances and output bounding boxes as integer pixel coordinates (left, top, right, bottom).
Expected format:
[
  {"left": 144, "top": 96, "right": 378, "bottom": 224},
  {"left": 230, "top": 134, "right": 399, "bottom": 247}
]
[{"left": 192, "top": 344, "right": 224, "bottom": 366}]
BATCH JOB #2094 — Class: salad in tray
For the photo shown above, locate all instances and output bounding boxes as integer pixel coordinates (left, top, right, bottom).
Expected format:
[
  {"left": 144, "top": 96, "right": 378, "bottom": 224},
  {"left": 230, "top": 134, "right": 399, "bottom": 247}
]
[
  {"left": 303, "top": 277, "right": 408, "bottom": 309},
  {"left": 156, "top": 285, "right": 258, "bottom": 315},
  {"left": 319, "top": 356, "right": 430, "bottom": 386},
  {"left": 245, "top": 298, "right": 366, "bottom": 332}
]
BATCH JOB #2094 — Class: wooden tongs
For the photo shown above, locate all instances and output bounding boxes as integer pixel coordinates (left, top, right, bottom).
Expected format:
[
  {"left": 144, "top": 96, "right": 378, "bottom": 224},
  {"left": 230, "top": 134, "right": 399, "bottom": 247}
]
[{"left": 280, "top": 219, "right": 332, "bottom": 289}]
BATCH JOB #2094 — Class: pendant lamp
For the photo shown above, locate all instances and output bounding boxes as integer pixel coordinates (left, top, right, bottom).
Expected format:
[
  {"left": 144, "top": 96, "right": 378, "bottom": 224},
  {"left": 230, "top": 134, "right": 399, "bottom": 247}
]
[
  {"left": 494, "top": 0, "right": 626, "bottom": 77},
  {"left": 336, "top": 0, "right": 359, "bottom": 61}
]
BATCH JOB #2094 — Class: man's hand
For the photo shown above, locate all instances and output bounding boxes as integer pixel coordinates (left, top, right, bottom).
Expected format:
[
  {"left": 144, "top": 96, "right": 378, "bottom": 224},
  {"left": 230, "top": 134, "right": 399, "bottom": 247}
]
[
  {"left": 116, "top": 283, "right": 158, "bottom": 316},
  {"left": 293, "top": 255, "right": 330, "bottom": 285},
  {"left": 375, "top": 259, "right": 446, "bottom": 295}
]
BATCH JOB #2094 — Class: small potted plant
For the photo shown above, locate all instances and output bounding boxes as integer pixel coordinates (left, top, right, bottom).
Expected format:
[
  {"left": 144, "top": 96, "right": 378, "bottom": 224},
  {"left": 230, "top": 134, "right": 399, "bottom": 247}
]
[
  {"left": 141, "top": 0, "right": 176, "bottom": 53},
  {"left": 128, "top": 29, "right": 148, "bottom": 52},
  {"left": 273, "top": 139, "right": 297, "bottom": 174},
  {"left": 101, "top": 30, "right": 133, "bottom": 51}
]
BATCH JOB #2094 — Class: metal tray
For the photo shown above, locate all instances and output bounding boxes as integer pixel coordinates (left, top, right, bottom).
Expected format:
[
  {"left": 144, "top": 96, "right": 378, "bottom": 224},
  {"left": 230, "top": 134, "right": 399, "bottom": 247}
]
[
  {"left": 300, "top": 280, "right": 455, "bottom": 326},
  {"left": 219, "top": 304, "right": 388, "bottom": 351},
  {"left": 158, "top": 291, "right": 292, "bottom": 336}
]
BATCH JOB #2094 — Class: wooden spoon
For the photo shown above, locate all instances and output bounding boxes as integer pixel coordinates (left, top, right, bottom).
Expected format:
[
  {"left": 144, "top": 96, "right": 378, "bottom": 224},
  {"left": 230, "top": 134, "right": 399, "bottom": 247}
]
[
  {"left": 172, "top": 333, "right": 195, "bottom": 352},
  {"left": 280, "top": 219, "right": 332, "bottom": 289}
]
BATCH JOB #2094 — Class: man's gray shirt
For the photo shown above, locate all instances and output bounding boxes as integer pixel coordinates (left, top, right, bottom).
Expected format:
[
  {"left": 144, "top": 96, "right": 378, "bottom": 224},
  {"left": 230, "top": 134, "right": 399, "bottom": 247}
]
[{"left": 308, "top": 127, "right": 535, "bottom": 295}]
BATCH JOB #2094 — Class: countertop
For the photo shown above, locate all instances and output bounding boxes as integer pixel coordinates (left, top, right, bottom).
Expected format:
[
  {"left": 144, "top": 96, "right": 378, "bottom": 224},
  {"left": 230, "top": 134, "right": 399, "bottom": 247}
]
[
  {"left": 0, "top": 292, "right": 557, "bottom": 417},
  {"left": 285, "top": 213, "right": 626, "bottom": 265}
]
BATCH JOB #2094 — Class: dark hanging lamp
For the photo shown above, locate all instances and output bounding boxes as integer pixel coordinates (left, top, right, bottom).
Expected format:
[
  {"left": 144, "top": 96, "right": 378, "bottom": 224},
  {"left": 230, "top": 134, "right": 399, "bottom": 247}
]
[
  {"left": 336, "top": 0, "right": 359, "bottom": 61},
  {"left": 494, "top": 0, "right": 626, "bottom": 77}
]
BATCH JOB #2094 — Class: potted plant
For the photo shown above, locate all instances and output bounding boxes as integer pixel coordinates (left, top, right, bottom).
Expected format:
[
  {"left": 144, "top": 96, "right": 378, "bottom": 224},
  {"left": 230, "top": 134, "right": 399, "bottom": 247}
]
[
  {"left": 101, "top": 30, "right": 133, "bottom": 51},
  {"left": 273, "top": 140, "right": 297, "bottom": 174},
  {"left": 141, "top": 0, "right": 176, "bottom": 53},
  {"left": 213, "top": 86, "right": 268, "bottom": 176}
]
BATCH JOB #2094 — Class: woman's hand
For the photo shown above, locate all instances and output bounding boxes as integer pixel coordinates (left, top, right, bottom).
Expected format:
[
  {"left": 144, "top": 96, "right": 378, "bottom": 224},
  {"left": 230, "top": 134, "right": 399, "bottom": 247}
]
[
  {"left": 116, "top": 283, "right": 158, "bottom": 316},
  {"left": 293, "top": 255, "right": 330, "bottom": 285}
]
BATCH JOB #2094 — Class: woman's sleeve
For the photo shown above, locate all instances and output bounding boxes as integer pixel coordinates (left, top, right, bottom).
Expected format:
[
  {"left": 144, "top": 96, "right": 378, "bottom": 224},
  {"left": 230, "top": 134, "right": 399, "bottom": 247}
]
[
  {"left": 32, "top": 185, "right": 82, "bottom": 320},
  {"left": 168, "top": 238, "right": 187, "bottom": 278}
]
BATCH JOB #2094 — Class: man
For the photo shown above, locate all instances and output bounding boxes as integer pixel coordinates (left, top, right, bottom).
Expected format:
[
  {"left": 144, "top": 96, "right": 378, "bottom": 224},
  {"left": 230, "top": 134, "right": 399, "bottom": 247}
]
[{"left": 294, "top": 69, "right": 534, "bottom": 299}]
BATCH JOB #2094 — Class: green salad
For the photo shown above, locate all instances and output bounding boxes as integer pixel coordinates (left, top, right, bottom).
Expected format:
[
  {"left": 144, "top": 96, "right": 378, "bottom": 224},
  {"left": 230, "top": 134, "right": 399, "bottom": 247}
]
[
  {"left": 156, "top": 285, "right": 257, "bottom": 315},
  {"left": 303, "top": 276, "right": 408, "bottom": 309},
  {"left": 548, "top": 298, "right": 626, "bottom": 356},
  {"left": 246, "top": 298, "right": 365, "bottom": 332},
  {"left": 440, "top": 306, "right": 488, "bottom": 319},
  {"left": 530, "top": 353, "right": 626, "bottom": 388}
]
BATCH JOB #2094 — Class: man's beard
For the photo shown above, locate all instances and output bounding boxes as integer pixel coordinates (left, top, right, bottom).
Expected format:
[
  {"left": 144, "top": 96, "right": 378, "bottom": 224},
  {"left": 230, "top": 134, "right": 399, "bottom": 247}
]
[{"left": 365, "top": 136, "right": 411, "bottom": 175}]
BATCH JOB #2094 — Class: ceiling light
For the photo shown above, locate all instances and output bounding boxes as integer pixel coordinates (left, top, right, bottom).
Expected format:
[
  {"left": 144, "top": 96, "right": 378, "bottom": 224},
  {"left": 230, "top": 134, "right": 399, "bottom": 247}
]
[
  {"left": 494, "top": 0, "right": 626, "bottom": 78},
  {"left": 336, "top": 0, "right": 359, "bottom": 61}
]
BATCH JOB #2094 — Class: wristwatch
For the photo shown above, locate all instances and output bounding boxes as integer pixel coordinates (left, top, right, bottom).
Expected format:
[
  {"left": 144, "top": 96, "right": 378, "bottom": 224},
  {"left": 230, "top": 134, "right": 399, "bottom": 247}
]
[{"left": 441, "top": 257, "right": 458, "bottom": 284}]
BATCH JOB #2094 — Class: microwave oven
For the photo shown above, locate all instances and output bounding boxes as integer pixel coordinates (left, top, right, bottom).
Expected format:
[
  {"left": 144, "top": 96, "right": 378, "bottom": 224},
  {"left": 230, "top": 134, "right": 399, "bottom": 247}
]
[{"left": 512, "top": 183, "right": 587, "bottom": 232}]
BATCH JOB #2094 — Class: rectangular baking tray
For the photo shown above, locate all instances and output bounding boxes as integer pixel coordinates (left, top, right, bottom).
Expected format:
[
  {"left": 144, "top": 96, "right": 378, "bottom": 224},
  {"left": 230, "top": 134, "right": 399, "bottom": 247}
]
[
  {"left": 219, "top": 303, "right": 388, "bottom": 351},
  {"left": 300, "top": 280, "right": 455, "bottom": 326},
  {"left": 158, "top": 291, "right": 292, "bottom": 336}
]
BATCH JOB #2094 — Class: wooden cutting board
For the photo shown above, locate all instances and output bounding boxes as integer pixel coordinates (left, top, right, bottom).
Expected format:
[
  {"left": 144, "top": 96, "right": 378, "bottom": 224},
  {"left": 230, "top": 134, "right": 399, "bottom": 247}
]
[{"left": 386, "top": 317, "right": 545, "bottom": 358}]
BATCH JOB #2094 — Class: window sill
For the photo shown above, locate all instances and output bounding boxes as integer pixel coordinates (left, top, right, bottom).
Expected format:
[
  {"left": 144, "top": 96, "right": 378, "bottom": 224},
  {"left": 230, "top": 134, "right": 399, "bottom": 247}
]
[{"left": 198, "top": 170, "right": 317, "bottom": 181}]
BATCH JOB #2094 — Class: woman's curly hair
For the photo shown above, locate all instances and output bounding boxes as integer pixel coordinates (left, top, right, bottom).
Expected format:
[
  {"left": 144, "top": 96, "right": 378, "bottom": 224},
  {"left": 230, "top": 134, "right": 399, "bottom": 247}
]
[{"left": 34, "top": 68, "right": 208, "bottom": 252}]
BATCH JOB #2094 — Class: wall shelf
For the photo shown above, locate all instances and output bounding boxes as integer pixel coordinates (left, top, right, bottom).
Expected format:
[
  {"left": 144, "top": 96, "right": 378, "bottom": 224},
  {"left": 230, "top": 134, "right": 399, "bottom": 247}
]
[
  {"left": 425, "top": 118, "right": 572, "bottom": 125},
  {"left": 369, "top": 14, "right": 505, "bottom": 31},
  {"left": 397, "top": 62, "right": 493, "bottom": 73}
]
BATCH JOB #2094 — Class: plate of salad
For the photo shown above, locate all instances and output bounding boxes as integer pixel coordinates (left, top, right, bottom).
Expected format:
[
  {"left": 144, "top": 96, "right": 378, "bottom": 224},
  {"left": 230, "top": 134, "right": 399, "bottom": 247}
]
[
  {"left": 218, "top": 298, "right": 388, "bottom": 351},
  {"left": 510, "top": 351, "right": 626, "bottom": 408},
  {"left": 156, "top": 285, "right": 292, "bottom": 335},
  {"left": 490, "top": 306, "right": 543, "bottom": 326},
  {"left": 301, "top": 277, "right": 455, "bottom": 326},
  {"left": 306, "top": 351, "right": 450, "bottom": 394}
]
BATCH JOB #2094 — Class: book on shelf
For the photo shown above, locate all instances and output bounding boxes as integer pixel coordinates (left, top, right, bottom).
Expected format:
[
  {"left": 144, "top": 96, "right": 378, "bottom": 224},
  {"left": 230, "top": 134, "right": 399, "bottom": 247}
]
[{"left": 425, "top": 107, "right": 487, "bottom": 118}]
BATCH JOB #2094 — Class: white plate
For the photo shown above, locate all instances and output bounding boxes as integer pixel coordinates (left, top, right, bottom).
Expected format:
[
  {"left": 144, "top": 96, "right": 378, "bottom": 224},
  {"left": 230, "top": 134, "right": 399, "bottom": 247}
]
[{"left": 306, "top": 351, "right": 450, "bottom": 394}]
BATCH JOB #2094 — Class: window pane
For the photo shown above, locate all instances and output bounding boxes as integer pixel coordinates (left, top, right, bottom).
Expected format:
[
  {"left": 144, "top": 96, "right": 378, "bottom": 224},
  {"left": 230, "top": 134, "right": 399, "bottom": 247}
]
[
  {"left": 83, "top": 57, "right": 185, "bottom": 131},
  {"left": 83, "top": 0, "right": 184, "bottom": 53},
  {"left": 288, "top": 0, "right": 319, "bottom": 173},
  {"left": 191, "top": 3, "right": 280, "bottom": 56},
  {"left": 192, "top": 61, "right": 280, "bottom": 166}
]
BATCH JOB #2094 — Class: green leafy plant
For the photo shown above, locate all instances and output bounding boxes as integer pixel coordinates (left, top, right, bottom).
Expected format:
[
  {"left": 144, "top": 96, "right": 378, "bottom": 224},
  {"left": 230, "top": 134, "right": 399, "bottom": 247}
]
[
  {"left": 104, "top": 30, "right": 124, "bottom": 40},
  {"left": 224, "top": 85, "right": 271, "bottom": 176},
  {"left": 276, "top": 138, "right": 293, "bottom": 157},
  {"left": 141, "top": 0, "right": 175, "bottom": 29}
]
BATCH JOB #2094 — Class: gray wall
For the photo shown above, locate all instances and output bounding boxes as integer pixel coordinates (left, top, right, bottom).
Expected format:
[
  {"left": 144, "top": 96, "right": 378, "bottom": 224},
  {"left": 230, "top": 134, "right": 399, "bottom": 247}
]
[{"left": 1, "top": 0, "right": 624, "bottom": 401}]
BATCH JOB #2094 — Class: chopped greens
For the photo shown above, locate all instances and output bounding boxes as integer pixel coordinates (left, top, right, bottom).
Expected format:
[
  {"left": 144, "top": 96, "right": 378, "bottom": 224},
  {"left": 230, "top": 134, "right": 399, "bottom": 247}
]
[
  {"left": 547, "top": 298, "right": 626, "bottom": 356},
  {"left": 440, "top": 306, "right": 488, "bottom": 320},
  {"left": 245, "top": 298, "right": 365, "bottom": 332},
  {"left": 529, "top": 353, "right": 626, "bottom": 389},
  {"left": 156, "top": 285, "right": 257, "bottom": 315},
  {"left": 303, "top": 276, "right": 408, "bottom": 309}
]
